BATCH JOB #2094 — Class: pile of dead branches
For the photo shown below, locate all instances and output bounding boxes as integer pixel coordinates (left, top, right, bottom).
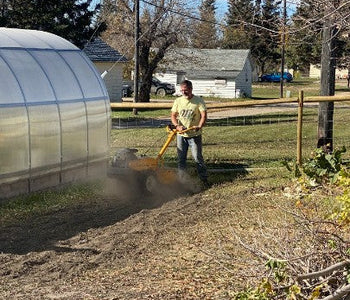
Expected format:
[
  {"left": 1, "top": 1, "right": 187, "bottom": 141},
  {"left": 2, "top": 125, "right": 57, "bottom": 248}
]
[{"left": 231, "top": 189, "right": 350, "bottom": 300}]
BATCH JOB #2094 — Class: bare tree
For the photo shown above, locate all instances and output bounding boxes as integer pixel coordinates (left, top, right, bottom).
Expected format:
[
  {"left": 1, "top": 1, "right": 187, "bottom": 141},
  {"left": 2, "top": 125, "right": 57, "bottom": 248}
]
[{"left": 101, "top": 0, "right": 195, "bottom": 102}]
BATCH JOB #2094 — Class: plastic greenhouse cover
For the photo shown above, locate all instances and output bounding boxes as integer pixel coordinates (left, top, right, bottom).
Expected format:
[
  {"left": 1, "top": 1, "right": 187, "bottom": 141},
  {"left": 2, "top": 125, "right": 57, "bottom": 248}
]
[
  {"left": 0, "top": 28, "right": 78, "bottom": 50},
  {"left": 31, "top": 51, "right": 84, "bottom": 101},
  {"left": 0, "top": 28, "right": 110, "bottom": 195}
]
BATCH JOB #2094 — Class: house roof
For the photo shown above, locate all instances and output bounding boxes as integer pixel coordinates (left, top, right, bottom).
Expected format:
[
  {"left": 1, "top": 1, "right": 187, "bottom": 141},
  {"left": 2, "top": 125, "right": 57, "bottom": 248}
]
[
  {"left": 160, "top": 48, "right": 251, "bottom": 78},
  {"left": 83, "top": 38, "right": 128, "bottom": 63}
]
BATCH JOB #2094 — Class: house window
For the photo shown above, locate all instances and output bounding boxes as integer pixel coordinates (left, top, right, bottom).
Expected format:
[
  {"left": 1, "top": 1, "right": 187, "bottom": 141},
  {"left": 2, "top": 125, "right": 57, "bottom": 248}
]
[{"left": 215, "top": 78, "right": 227, "bottom": 86}]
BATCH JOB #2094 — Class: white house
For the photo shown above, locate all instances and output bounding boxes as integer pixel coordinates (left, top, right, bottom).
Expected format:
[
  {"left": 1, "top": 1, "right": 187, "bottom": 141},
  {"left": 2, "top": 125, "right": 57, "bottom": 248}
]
[
  {"left": 83, "top": 38, "right": 128, "bottom": 102},
  {"left": 155, "top": 48, "right": 254, "bottom": 98}
]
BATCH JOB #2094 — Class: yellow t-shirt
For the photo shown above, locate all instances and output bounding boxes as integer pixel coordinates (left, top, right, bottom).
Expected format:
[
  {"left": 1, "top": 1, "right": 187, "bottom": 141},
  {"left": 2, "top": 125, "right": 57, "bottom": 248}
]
[{"left": 171, "top": 95, "right": 206, "bottom": 137}]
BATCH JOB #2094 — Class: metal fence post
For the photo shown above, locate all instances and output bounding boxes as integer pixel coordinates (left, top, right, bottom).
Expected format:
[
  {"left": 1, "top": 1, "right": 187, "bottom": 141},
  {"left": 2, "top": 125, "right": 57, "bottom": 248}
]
[{"left": 297, "top": 90, "right": 304, "bottom": 165}]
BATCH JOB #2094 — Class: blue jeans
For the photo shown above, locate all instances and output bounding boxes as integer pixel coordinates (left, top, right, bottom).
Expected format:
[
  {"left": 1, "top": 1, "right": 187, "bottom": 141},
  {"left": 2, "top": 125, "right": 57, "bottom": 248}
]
[{"left": 177, "top": 134, "right": 207, "bottom": 181}]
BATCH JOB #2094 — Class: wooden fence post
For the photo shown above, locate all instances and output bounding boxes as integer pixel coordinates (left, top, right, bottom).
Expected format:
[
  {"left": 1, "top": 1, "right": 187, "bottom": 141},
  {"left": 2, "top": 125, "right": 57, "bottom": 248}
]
[{"left": 297, "top": 90, "right": 304, "bottom": 165}]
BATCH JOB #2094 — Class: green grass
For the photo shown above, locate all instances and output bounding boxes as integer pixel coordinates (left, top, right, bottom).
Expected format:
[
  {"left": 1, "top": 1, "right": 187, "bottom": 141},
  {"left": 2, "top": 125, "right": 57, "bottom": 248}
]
[
  {"left": 110, "top": 120, "right": 298, "bottom": 171},
  {"left": 252, "top": 79, "right": 321, "bottom": 98},
  {"left": 0, "top": 183, "right": 102, "bottom": 227},
  {"left": 110, "top": 105, "right": 350, "bottom": 170}
]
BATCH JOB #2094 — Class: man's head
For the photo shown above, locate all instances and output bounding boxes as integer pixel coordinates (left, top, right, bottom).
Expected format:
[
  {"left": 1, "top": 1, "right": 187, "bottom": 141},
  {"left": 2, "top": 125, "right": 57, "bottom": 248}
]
[{"left": 180, "top": 80, "right": 193, "bottom": 99}]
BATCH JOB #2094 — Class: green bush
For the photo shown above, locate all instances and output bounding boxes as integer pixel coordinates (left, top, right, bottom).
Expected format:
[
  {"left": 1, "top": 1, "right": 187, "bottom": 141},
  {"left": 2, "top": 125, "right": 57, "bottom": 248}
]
[{"left": 302, "top": 146, "right": 346, "bottom": 184}]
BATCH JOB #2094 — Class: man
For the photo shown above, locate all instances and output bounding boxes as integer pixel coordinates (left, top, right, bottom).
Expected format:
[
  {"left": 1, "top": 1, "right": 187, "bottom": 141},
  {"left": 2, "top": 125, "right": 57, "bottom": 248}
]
[{"left": 171, "top": 80, "right": 209, "bottom": 186}]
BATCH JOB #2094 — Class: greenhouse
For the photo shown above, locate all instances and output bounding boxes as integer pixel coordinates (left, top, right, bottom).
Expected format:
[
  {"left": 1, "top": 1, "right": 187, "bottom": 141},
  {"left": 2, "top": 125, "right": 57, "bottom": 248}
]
[{"left": 0, "top": 28, "right": 111, "bottom": 199}]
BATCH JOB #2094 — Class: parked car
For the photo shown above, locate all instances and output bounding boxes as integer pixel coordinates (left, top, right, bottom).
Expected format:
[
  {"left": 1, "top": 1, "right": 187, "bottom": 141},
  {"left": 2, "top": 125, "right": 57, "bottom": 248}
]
[
  {"left": 151, "top": 77, "right": 175, "bottom": 96},
  {"left": 259, "top": 72, "right": 293, "bottom": 83}
]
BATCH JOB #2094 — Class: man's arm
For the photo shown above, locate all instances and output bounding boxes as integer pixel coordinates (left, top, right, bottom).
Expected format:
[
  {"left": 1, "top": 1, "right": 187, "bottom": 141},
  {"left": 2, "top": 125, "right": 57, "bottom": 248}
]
[
  {"left": 197, "top": 110, "right": 207, "bottom": 129},
  {"left": 171, "top": 111, "right": 184, "bottom": 130},
  {"left": 171, "top": 111, "right": 178, "bottom": 126}
]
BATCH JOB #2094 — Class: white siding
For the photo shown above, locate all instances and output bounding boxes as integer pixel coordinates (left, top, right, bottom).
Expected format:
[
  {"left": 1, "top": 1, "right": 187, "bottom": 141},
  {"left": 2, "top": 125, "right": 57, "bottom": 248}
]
[
  {"left": 189, "top": 79, "right": 236, "bottom": 98},
  {"left": 95, "top": 62, "right": 124, "bottom": 102},
  {"left": 309, "top": 64, "right": 320, "bottom": 78}
]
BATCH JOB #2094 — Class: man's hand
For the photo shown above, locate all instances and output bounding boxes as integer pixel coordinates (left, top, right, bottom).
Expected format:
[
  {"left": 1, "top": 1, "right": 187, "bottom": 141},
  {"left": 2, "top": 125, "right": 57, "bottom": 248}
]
[{"left": 176, "top": 125, "right": 185, "bottom": 131}]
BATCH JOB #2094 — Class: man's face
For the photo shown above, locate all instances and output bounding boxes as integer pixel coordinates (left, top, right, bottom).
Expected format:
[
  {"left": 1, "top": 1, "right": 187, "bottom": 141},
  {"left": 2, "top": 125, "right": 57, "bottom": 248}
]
[{"left": 180, "top": 85, "right": 193, "bottom": 99}]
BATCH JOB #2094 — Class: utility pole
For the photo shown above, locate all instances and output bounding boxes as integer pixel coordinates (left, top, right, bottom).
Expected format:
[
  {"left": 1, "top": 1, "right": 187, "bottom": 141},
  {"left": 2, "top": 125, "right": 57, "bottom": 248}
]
[
  {"left": 280, "top": 0, "right": 286, "bottom": 98},
  {"left": 133, "top": 0, "right": 140, "bottom": 114}
]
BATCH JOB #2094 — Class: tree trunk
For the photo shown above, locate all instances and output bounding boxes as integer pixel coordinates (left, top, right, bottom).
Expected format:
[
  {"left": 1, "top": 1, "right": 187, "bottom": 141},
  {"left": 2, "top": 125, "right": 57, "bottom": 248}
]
[
  {"left": 139, "top": 72, "right": 152, "bottom": 103},
  {"left": 317, "top": 19, "right": 336, "bottom": 153},
  {"left": 138, "top": 44, "right": 152, "bottom": 103}
]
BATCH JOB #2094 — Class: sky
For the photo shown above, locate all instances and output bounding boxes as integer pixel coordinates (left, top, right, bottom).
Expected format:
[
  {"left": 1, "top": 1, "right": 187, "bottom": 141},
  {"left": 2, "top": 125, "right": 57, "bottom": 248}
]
[
  {"left": 212, "top": 0, "right": 299, "bottom": 18},
  {"left": 215, "top": 0, "right": 229, "bottom": 18}
]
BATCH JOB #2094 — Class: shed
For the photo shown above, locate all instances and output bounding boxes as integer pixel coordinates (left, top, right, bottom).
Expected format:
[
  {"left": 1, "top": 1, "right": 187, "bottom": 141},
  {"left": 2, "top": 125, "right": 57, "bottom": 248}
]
[
  {"left": 0, "top": 28, "right": 110, "bottom": 199},
  {"left": 156, "top": 48, "right": 253, "bottom": 98},
  {"left": 83, "top": 38, "right": 128, "bottom": 102}
]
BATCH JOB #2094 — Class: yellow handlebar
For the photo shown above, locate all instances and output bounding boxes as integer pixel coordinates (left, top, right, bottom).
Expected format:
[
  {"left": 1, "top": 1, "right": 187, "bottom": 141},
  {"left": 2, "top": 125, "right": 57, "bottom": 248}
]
[
  {"left": 178, "top": 126, "right": 198, "bottom": 134},
  {"left": 158, "top": 125, "right": 197, "bottom": 159},
  {"left": 166, "top": 124, "right": 197, "bottom": 134}
]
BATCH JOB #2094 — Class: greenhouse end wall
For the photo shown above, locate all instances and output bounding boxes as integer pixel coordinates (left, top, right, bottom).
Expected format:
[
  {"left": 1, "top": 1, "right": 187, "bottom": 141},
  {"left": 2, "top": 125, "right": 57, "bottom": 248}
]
[{"left": 0, "top": 28, "right": 111, "bottom": 199}]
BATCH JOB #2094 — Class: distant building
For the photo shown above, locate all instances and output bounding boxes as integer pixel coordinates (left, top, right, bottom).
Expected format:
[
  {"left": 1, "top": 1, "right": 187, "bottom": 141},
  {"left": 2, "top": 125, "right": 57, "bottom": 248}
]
[
  {"left": 156, "top": 48, "right": 255, "bottom": 98},
  {"left": 83, "top": 38, "right": 128, "bottom": 102},
  {"left": 309, "top": 64, "right": 349, "bottom": 79}
]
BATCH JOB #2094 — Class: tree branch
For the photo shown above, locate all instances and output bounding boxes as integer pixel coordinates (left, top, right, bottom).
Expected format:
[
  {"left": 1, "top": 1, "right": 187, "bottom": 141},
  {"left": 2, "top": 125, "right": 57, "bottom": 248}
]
[
  {"left": 297, "top": 260, "right": 350, "bottom": 281},
  {"left": 321, "top": 284, "right": 350, "bottom": 300}
]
